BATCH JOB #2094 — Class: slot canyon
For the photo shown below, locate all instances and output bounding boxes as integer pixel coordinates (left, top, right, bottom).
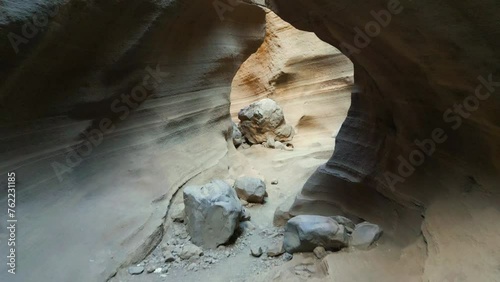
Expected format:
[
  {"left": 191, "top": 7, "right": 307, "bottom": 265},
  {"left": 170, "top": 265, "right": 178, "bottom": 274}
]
[{"left": 0, "top": 0, "right": 499, "bottom": 282}]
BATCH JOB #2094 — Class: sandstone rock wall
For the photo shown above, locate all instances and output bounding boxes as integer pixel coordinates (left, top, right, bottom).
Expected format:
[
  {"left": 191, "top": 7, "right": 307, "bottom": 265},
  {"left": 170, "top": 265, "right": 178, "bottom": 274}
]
[
  {"left": 0, "top": 1, "right": 265, "bottom": 281},
  {"left": 267, "top": 0, "right": 500, "bottom": 280}
]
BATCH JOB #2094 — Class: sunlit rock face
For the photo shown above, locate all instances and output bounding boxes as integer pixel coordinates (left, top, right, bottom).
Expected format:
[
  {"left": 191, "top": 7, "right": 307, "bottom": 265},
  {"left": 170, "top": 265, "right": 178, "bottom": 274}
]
[
  {"left": 0, "top": 1, "right": 265, "bottom": 281},
  {"left": 230, "top": 9, "right": 353, "bottom": 149},
  {"left": 268, "top": 0, "right": 500, "bottom": 280}
]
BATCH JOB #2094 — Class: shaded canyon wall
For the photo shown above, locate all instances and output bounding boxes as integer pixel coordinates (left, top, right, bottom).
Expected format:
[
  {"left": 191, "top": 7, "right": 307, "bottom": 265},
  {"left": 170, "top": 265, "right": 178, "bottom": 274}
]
[
  {"left": 267, "top": 0, "right": 500, "bottom": 280},
  {"left": 0, "top": 1, "right": 265, "bottom": 281}
]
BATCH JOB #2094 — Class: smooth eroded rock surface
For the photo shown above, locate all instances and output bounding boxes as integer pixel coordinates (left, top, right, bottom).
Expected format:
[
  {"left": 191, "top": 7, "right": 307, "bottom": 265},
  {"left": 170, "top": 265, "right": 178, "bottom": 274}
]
[
  {"left": 351, "top": 222, "right": 383, "bottom": 249},
  {"left": 0, "top": 1, "right": 265, "bottom": 281},
  {"left": 267, "top": 0, "right": 500, "bottom": 280}
]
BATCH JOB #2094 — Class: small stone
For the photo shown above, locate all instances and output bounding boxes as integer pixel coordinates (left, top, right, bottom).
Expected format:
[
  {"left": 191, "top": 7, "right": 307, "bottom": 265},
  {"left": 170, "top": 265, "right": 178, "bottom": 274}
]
[
  {"left": 283, "top": 253, "right": 293, "bottom": 261},
  {"left": 240, "top": 208, "right": 251, "bottom": 221},
  {"left": 250, "top": 246, "right": 263, "bottom": 257},
  {"left": 170, "top": 204, "right": 186, "bottom": 223},
  {"left": 240, "top": 199, "right": 249, "bottom": 206},
  {"left": 204, "top": 257, "right": 215, "bottom": 264},
  {"left": 351, "top": 222, "right": 383, "bottom": 249},
  {"left": 283, "top": 215, "right": 348, "bottom": 253},
  {"left": 163, "top": 250, "right": 176, "bottom": 263},
  {"left": 273, "top": 196, "right": 294, "bottom": 226},
  {"left": 128, "top": 266, "right": 144, "bottom": 275},
  {"left": 234, "top": 177, "right": 267, "bottom": 204},
  {"left": 167, "top": 239, "right": 178, "bottom": 246},
  {"left": 161, "top": 267, "right": 169, "bottom": 273},
  {"left": 187, "top": 263, "right": 197, "bottom": 271},
  {"left": 265, "top": 137, "right": 276, "bottom": 148},
  {"left": 274, "top": 141, "right": 286, "bottom": 150},
  {"left": 241, "top": 143, "right": 251, "bottom": 149},
  {"left": 271, "top": 179, "right": 279, "bottom": 185},
  {"left": 153, "top": 268, "right": 162, "bottom": 274},
  {"left": 239, "top": 221, "right": 256, "bottom": 231},
  {"left": 267, "top": 244, "right": 285, "bottom": 257},
  {"left": 313, "top": 246, "right": 327, "bottom": 259},
  {"left": 232, "top": 122, "right": 244, "bottom": 147},
  {"left": 179, "top": 244, "right": 203, "bottom": 260}
]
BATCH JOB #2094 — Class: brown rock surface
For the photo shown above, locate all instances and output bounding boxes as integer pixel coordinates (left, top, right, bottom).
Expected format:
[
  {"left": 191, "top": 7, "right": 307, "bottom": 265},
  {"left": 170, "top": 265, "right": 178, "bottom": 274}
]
[
  {"left": 267, "top": 0, "right": 500, "bottom": 280},
  {"left": 1, "top": 0, "right": 499, "bottom": 281},
  {"left": 230, "top": 8, "right": 354, "bottom": 149}
]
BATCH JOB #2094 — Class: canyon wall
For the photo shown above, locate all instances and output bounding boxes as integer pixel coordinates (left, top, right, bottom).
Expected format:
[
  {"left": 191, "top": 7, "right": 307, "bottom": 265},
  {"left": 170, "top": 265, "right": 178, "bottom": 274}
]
[
  {"left": 1, "top": 0, "right": 499, "bottom": 281},
  {"left": 230, "top": 9, "right": 353, "bottom": 149},
  {"left": 267, "top": 0, "right": 500, "bottom": 280},
  {"left": 0, "top": 1, "right": 265, "bottom": 281}
]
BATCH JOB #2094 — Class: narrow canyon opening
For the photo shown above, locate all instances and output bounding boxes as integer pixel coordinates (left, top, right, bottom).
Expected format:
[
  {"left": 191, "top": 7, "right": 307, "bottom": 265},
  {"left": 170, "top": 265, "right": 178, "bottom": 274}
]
[{"left": 230, "top": 8, "right": 353, "bottom": 160}]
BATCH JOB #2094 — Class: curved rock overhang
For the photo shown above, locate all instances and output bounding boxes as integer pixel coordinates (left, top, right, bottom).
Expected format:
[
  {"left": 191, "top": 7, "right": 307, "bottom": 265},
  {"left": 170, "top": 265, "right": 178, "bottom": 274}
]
[{"left": 267, "top": 0, "right": 500, "bottom": 280}]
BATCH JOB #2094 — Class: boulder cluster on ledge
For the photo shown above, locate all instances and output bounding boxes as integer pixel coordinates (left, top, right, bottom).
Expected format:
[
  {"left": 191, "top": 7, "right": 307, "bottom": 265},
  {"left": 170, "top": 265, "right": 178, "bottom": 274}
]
[{"left": 233, "top": 98, "right": 295, "bottom": 150}]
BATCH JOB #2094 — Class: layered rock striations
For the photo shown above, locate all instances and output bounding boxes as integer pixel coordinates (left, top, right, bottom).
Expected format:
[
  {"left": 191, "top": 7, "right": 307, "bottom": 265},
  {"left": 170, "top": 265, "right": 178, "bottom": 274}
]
[
  {"left": 230, "top": 9, "right": 354, "bottom": 148},
  {"left": 267, "top": 0, "right": 500, "bottom": 280},
  {"left": 0, "top": 1, "right": 265, "bottom": 281}
]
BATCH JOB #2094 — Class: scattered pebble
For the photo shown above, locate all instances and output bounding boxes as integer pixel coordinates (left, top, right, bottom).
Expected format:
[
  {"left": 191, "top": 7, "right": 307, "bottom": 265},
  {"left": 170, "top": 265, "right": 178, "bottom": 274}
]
[
  {"left": 313, "top": 246, "right": 327, "bottom": 259},
  {"left": 187, "top": 263, "right": 197, "bottom": 271},
  {"left": 283, "top": 253, "right": 293, "bottom": 261},
  {"left": 128, "top": 266, "right": 144, "bottom": 275},
  {"left": 250, "top": 246, "right": 263, "bottom": 257},
  {"left": 267, "top": 244, "right": 285, "bottom": 257},
  {"left": 164, "top": 250, "right": 176, "bottom": 263}
]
